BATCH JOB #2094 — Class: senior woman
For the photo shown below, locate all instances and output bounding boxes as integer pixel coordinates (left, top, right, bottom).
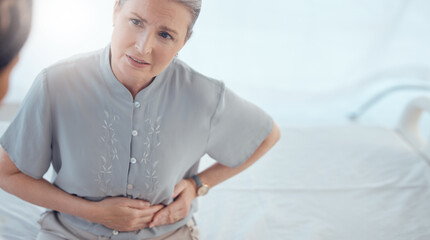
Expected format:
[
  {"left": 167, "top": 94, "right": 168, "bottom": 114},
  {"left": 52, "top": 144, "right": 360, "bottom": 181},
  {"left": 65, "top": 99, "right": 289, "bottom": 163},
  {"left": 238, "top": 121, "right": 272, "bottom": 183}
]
[{"left": 0, "top": 0, "right": 280, "bottom": 239}]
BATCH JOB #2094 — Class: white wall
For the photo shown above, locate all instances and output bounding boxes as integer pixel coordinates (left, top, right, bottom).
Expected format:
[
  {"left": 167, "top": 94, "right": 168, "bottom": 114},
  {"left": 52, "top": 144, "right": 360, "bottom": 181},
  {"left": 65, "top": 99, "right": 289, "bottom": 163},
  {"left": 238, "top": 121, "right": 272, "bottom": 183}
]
[{"left": 5, "top": 0, "right": 430, "bottom": 126}]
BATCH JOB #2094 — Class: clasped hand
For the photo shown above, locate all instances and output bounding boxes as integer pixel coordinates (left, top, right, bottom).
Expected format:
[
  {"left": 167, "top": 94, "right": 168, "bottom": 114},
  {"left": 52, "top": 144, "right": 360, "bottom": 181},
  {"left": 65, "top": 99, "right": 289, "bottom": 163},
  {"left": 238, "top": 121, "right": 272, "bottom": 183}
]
[{"left": 90, "top": 179, "right": 197, "bottom": 232}]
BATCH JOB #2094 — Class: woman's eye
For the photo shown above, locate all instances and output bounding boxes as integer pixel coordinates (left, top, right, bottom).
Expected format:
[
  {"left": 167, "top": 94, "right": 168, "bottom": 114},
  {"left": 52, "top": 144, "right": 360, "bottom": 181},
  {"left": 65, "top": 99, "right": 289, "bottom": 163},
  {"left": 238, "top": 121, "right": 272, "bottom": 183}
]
[
  {"left": 159, "top": 32, "right": 173, "bottom": 40},
  {"left": 130, "top": 19, "right": 141, "bottom": 26}
]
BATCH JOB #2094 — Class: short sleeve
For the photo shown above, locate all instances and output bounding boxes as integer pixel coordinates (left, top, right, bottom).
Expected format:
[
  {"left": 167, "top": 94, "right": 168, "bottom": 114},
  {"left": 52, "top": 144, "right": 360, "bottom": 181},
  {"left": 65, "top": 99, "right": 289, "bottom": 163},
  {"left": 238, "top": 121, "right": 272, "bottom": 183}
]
[
  {"left": 206, "top": 85, "right": 273, "bottom": 167},
  {"left": 0, "top": 70, "right": 52, "bottom": 179}
]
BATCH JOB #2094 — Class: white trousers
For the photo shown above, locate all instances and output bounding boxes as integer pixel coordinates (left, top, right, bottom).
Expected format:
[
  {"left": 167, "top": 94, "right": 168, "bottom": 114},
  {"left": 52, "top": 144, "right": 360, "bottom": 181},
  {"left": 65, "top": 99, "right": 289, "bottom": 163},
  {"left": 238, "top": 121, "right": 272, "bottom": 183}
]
[{"left": 36, "top": 211, "right": 199, "bottom": 240}]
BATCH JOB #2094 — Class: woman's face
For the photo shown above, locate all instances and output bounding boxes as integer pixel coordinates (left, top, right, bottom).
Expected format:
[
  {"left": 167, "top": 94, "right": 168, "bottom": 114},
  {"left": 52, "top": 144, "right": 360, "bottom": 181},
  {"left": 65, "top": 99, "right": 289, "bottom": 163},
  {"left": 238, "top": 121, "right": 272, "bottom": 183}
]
[{"left": 111, "top": 0, "right": 191, "bottom": 84}]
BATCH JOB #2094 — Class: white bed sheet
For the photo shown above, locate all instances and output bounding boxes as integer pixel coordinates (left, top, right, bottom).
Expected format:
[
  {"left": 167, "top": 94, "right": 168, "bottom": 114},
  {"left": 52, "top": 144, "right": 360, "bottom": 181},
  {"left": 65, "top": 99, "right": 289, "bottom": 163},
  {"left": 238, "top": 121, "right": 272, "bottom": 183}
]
[
  {"left": 196, "top": 126, "right": 430, "bottom": 240},
  {"left": 1, "top": 125, "right": 430, "bottom": 240},
  {"left": 0, "top": 189, "right": 42, "bottom": 240}
]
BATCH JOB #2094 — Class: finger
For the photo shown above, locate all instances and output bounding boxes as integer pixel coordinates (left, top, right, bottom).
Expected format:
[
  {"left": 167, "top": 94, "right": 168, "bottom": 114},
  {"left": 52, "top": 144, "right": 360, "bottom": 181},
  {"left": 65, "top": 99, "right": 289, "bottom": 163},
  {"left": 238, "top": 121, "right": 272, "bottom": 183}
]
[
  {"left": 172, "top": 179, "right": 187, "bottom": 199},
  {"left": 121, "top": 205, "right": 164, "bottom": 231},
  {"left": 149, "top": 209, "right": 169, "bottom": 228},
  {"left": 147, "top": 204, "right": 165, "bottom": 214},
  {"left": 134, "top": 216, "right": 154, "bottom": 229},
  {"left": 125, "top": 220, "right": 150, "bottom": 232},
  {"left": 127, "top": 199, "right": 151, "bottom": 209},
  {"left": 150, "top": 205, "right": 174, "bottom": 228},
  {"left": 135, "top": 204, "right": 164, "bottom": 218},
  {"left": 150, "top": 201, "right": 185, "bottom": 227}
]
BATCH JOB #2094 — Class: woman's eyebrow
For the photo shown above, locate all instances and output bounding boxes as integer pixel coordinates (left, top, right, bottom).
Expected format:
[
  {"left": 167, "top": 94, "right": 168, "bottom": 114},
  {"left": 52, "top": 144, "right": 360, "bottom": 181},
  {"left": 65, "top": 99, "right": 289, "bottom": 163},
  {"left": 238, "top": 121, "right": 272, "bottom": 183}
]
[
  {"left": 130, "top": 12, "right": 178, "bottom": 36},
  {"left": 160, "top": 26, "right": 178, "bottom": 36},
  {"left": 131, "top": 12, "right": 148, "bottom": 23}
]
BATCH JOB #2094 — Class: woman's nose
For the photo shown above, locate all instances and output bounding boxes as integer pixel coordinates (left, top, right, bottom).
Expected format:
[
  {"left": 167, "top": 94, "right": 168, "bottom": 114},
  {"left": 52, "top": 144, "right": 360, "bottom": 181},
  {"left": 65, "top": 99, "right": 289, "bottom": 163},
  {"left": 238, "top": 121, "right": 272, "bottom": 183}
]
[{"left": 135, "top": 33, "right": 153, "bottom": 55}]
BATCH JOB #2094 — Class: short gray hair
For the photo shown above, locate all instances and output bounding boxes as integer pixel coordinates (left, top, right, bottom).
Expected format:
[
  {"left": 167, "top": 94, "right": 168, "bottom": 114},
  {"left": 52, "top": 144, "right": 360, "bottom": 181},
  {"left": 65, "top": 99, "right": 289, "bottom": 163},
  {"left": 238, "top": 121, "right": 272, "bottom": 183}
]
[
  {"left": 117, "top": 0, "right": 201, "bottom": 39},
  {"left": 0, "top": 0, "right": 32, "bottom": 70}
]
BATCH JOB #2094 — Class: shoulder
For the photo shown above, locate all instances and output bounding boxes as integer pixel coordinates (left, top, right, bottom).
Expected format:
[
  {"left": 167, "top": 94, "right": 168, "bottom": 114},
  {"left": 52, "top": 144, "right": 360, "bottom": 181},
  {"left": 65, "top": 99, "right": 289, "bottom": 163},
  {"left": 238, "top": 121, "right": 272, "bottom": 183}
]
[
  {"left": 164, "top": 58, "right": 226, "bottom": 112},
  {"left": 44, "top": 48, "right": 104, "bottom": 80},
  {"left": 169, "top": 58, "right": 225, "bottom": 94}
]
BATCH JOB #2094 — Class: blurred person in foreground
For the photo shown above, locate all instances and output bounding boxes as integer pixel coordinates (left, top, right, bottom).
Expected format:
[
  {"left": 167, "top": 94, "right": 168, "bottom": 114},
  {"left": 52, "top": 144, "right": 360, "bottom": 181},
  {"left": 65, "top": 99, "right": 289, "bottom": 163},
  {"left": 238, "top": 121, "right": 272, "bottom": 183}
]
[
  {"left": 0, "top": 0, "right": 280, "bottom": 239},
  {"left": 0, "top": 0, "right": 32, "bottom": 100},
  {"left": 0, "top": 0, "right": 32, "bottom": 239}
]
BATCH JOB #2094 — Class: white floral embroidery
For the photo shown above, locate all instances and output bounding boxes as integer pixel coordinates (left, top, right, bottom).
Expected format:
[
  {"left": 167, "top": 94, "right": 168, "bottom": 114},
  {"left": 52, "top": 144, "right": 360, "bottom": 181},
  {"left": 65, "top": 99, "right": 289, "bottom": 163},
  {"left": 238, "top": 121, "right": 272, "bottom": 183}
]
[
  {"left": 96, "top": 110, "right": 120, "bottom": 195},
  {"left": 141, "top": 116, "right": 161, "bottom": 194}
]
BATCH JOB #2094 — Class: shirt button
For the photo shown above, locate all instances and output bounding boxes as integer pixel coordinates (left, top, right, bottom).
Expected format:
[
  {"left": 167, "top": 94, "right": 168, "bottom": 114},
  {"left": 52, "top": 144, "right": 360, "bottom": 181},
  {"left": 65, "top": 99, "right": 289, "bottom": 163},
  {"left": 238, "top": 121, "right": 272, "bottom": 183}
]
[
  {"left": 112, "top": 230, "right": 119, "bottom": 235},
  {"left": 130, "top": 158, "right": 137, "bottom": 164},
  {"left": 127, "top": 184, "right": 133, "bottom": 190},
  {"left": 132, "top": 130, "right": 138, "bottom": 136},
  {"left": 134, "top": 101, "right": 141, "bottom": 108}
]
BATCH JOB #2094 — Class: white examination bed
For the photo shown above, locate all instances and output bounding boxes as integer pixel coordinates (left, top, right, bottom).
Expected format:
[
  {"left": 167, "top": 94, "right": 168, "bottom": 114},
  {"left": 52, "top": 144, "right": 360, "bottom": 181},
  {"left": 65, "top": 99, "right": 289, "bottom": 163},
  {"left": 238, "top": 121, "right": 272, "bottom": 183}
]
[{"left": 1, "top": 97, "right": 430, "bottom": 240}]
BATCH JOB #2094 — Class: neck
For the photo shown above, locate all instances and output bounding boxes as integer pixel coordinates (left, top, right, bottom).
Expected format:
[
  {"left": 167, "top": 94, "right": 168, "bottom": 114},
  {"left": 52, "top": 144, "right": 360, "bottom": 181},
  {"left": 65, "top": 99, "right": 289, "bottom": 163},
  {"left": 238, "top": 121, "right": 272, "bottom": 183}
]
[
  {"left": 109, "top": 51, "right": 155, "bottom": 99},
  {"left": 119, "top": 76, "right": 155, "bottom": 99}
]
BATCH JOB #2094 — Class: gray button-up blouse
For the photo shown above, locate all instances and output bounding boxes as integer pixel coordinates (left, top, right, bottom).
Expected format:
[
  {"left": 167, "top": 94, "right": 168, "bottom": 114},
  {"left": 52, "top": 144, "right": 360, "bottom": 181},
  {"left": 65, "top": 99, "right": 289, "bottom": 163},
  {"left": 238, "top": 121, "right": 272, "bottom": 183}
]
[{"left": 0, "top": 45, "right": 273, "bottom": 239}]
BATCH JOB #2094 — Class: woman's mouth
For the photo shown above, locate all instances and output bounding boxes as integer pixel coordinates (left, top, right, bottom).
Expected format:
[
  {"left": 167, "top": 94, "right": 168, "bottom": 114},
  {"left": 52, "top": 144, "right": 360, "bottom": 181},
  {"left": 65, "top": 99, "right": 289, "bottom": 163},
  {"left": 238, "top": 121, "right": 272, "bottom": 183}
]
[{"left": 126, "top": 54, "right": 150, "bottom": 68}]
